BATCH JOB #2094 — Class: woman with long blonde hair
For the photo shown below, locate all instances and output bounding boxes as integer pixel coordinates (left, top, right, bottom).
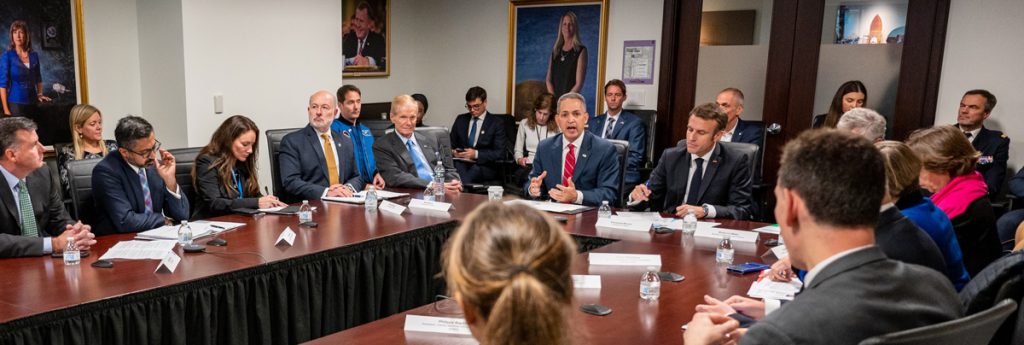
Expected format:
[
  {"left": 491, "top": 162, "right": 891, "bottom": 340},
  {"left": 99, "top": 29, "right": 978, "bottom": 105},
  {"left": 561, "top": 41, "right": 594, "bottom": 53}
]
[
  {"left": 57, "top": 104, "right": 118, "bottom": 196},
  {"left": 545, "top": 11, "right": 588, "bottom": 101}
]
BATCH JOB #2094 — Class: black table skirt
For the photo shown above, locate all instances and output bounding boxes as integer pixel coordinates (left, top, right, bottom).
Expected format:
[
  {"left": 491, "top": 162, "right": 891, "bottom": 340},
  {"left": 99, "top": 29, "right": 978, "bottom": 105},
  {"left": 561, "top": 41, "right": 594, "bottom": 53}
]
[{"left": 0, "top": 222, "right": 616, "bottom": 345}]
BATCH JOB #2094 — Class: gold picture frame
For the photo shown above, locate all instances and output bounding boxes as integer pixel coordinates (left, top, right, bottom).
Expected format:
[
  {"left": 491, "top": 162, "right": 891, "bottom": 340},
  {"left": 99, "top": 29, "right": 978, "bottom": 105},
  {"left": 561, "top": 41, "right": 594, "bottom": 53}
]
[
  {"left": 507, "top": 0, "right": 608, "bottom": 120},
  {"left": 342, "top": 0, "right": 391, "bottom": 78}
]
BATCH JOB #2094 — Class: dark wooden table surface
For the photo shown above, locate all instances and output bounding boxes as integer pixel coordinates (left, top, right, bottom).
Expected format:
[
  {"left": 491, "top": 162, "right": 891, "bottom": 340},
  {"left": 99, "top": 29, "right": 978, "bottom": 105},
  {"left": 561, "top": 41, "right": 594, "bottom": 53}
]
[{"left": 305, "top": 205, "right": 775, "bottom": 344}]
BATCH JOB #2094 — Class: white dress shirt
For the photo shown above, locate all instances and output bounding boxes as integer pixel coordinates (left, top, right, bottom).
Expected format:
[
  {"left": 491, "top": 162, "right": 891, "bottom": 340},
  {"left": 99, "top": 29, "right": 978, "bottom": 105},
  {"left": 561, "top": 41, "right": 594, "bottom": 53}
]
[
  {"left": 601, "top": 110, "right": 621, "bottom": 138},
  {"left": 685, "top": 145, "right": 718, "bottom": 218},
  {"left": 959, "top": 125, "right": 980, "bottom": 144}
]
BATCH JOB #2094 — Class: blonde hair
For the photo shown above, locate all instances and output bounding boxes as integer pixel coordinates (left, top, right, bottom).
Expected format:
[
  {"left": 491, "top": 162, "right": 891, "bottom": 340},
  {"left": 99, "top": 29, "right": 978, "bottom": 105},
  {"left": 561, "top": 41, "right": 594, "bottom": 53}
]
[
  {"left": 906, "top": 125, "right": 980, "bottom": 177},
  {"left": 443, "top": 202, "right": 576, "bottom": 345},
  {"left": 68, "top": 104, "right": 107, "bottom": 160},
  {"left": 875, "top": 140, "right": 921, "bottom": 200},
  {"left": 551, "top": 11, "right": 583, "bottom": 58}
]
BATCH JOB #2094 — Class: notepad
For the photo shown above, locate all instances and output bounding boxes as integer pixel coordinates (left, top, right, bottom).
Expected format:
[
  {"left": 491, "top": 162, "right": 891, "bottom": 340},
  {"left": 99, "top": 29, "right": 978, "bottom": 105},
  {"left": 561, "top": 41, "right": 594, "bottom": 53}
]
[
  {"left": 135, "top": 221, "right": 245, "bottom": 241},
  {"left": 99, "top": 240, "right": 177, "bottom": 260},
  {"left": 322, "top": 190, "right": 410, "bottom": 204}
]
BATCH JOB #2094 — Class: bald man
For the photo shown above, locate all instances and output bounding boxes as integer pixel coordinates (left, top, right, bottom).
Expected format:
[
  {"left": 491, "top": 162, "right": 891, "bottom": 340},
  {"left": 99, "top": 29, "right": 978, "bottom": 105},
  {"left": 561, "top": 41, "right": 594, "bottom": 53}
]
[{"left": 278, "top": 90, "right": 365, "bottom": 202}]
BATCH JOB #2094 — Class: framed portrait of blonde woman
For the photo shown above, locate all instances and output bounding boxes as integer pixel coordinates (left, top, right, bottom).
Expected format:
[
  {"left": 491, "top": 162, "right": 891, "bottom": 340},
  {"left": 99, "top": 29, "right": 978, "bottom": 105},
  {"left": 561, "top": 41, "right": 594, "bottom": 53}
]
[
  {"left": 507, "top": 0, "right": 608, "bottom": 120},
  {"left": 342, "top": 0, "right": 390, "bottom": 78},
  {"left": 0, "top": 0, "right": 88, "bottom": 145}
]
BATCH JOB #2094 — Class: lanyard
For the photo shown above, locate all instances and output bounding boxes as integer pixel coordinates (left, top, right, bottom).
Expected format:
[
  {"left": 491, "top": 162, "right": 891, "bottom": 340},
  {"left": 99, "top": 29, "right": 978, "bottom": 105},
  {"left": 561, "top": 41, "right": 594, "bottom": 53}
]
[{"left": 232, "top": 169, "right": 243, "bottom": 199}]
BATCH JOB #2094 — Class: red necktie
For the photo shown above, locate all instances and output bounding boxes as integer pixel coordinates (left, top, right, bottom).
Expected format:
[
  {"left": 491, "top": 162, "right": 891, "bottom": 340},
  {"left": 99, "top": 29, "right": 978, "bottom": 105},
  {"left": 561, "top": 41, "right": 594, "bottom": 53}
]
[{"left": 563, "top": 143, "right": 576, "bottom": 185}]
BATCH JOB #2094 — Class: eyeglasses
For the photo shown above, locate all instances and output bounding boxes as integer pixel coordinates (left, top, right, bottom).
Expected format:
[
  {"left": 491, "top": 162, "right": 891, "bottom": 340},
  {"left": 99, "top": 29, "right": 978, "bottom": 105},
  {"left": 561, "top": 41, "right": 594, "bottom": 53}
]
[
  {"left": 431, "top": 295, "right": 463, "bottom": 316},
  {"left": 125, "top": 140, "right": 161, "bottom": 157},
  {"left": 465, "top": 103, "right": 484, "bottom": 111}
]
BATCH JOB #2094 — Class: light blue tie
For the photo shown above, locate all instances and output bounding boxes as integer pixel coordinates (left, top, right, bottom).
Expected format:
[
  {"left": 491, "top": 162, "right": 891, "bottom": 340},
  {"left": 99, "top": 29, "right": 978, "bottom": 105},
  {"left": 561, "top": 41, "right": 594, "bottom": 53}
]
[
  {"left": 468, "top": 117, "right": 478, "bottom": 147},
  {"left": 407, "top": 140, "right": 434, "bottom": 181}
]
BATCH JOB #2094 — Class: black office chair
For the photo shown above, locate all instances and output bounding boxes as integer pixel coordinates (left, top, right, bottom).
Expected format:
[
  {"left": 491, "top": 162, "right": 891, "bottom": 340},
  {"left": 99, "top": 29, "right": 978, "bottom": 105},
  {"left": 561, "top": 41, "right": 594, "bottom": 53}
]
[
  {"left": 168, "top": 147, "right": 202, "bottom": 207},
  {"left": 414, "top": 126, "right": 455, "bottom": 167},
  {"left": 66, "top": 158, "right": 103, "bottom": 222},
  {"left": 607, "top": 139, "right": 629, "bottom": 207},
  {"left": 631, "top": 109, "right": 657, "bottom": 168},
  {"left": 959, "top": 250, "right": 1024, "bottom": 344},
  {"left": 361, "top": 120, "right": 393, "bottom": 138},
  {"left": 265, "top": 128, "right": 302, "bottom": 203},
  {"left": 858, "top": 299, "right": 1018, "bottom": 345}
]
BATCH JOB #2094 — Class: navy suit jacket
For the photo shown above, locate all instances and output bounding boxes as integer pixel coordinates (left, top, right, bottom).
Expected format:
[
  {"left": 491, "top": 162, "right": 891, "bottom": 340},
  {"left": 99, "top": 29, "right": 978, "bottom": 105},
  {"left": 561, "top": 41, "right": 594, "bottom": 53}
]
[
  {"left": 965, "top": 125, "right": 1010, "bottom": 196},
  {"left": 526, "top": 133, "right": 620, "bottom": 206},
  {"left": 92, "top": 151, "right": 190, "bottom": 235},
  {"left": 731, "top": 119, "right": 764, "bottom": 147},
  {"left": 588, "top": 111, "right": 646, "bottom": 184},
  {"left": 449, "top": 112, "right": 508, "bottom": 165},
  {"left": 279, "top": 125, "right": 366, "bottom": 202},
  {"left": 639, "top": 143, "right": 753, "bottom": 220}
]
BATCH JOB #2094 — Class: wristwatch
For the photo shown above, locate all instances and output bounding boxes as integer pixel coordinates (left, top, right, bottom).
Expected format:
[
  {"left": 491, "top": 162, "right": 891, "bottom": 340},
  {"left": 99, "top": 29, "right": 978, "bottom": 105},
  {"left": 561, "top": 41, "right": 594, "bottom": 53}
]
[{"left": 701, "top": 204, "right": 710, "bottom": 217}]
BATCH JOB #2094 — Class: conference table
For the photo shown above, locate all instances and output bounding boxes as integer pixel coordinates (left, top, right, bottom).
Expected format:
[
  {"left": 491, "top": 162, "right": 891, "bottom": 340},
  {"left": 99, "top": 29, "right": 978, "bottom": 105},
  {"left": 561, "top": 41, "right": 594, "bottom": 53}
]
[{"left": 0, "top": 190, "right": 775, "bottom": 345}]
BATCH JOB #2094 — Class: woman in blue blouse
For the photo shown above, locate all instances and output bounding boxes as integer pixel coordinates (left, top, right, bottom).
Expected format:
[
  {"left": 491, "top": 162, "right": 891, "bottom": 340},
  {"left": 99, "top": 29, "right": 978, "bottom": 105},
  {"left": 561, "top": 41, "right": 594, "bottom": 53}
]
[{"left": 1, "top": 21, "right": 50, "bottom": 117}]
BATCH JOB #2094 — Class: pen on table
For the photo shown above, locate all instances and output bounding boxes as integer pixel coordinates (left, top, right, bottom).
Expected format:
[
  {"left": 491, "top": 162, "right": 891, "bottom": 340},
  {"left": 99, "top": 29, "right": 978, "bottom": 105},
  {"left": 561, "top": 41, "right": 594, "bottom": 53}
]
[{"left": 210, "top": 224, "right": 226, "bottom": 230}]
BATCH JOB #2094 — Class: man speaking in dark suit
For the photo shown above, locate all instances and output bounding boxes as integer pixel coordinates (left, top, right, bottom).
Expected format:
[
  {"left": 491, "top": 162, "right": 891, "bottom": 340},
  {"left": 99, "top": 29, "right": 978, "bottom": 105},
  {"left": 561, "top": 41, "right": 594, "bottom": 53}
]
[
  {"left": 342, "top": 1, "right": 386, "bottom": 69},
  {"left": 587, "top": 80, "right": 646, "bottom": 188},
  {"left": 526, "top": 92, "right": 619, "bottom": 206},
  {"left": 449, "top": 86, "right": 508, "bottom": 184},
  {"left": 279, "top": 90, "right": 365, "bottom": 202},
  {"left": 373, "top": 94, "right": 462, "bottom": 192},
  {"left": 685, "top": 130, "right": 962, "bottom": 345},
  {"left": 956, "top": 89, "right": 1009, "bottom": 196},
  {"left": 92, "top": 116, "right": 190, "bottom": 235},
  {"left": 628, "top": 103, "right": 753, "bottom": 220},
  {"left": 0, "top": 117, "right": 95, "bottom": 257}
]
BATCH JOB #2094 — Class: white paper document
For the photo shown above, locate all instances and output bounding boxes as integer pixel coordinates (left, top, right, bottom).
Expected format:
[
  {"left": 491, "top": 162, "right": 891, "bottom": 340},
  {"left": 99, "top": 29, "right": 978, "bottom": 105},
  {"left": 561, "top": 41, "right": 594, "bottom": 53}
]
[
  {"left": 595, "top": 216, "right": 654, "bottom": 232},
  {"left": 403, "top": 315, "right": 472, "bottom": 335},
  {"left": 588, "top": 253, "right": 662, "bottom": 267},
  {"left": 408, "top": 198, "right": 452, "bottom": 212},
  {"left": 99, "top": 240, "right": 177, "bottom": 260},
  {"left": 753, "top": 225, "right": 781, "bottom": 234},
  {"left": 135, "top": 221, "right": 244, "bottom": 241},
  {"left": 505, "top": 199, "right": 589, "bottom": 214},
  {"left": 322, "top": 190, "right": 410, "bottom": 204},
  {"left": 771, "top": 245, "right": 789, "bottom": 258},
  {"left": 747, "top": 275, "right": 803, "bottom": 300},
  {"left": 572, "top": 275, "right": 602, "bottom": 289},
  {"left": 694, "top": 227, "right": 759, "bottom": 243}
]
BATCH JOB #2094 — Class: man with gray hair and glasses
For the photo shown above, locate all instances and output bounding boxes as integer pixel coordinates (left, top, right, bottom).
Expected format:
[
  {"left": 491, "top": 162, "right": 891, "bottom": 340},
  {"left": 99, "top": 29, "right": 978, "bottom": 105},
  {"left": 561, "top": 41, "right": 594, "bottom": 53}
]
[
  {"left": 0, "top": 117, "right": 96, "bottom": 257},
  {"left": 837, "top": 107, "right": 887, "bottom": 142}
]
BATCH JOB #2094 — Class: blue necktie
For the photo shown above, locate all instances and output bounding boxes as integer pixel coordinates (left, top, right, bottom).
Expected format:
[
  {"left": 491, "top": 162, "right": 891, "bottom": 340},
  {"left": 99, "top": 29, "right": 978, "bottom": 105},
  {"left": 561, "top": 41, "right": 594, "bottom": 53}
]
[
  {"left": 468, "top": 117, "right": 478, "bottom": 147},
  {"left": 686, "top": 158, "right": 704, "bottom": 205},
  {"left": 408, "top": 140, "right": 434, "bottom": 181},
  {"left": 139, "top": 169, "right": 153, "bottom": 214}
]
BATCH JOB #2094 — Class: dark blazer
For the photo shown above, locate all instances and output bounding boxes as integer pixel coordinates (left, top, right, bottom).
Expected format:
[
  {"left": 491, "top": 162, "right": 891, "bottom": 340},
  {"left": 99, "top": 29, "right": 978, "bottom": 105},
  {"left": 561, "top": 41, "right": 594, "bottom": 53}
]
[
  {"left": 637, "top": 143, "right": 753, "bottom": 220},
  {"left": 950, "top": 196, "right": 1003, "bottom": 276},
  {"left": 373, "top": 131, "right": 460, "bottom": 189},
  {"left": 526, "top": 133, "right": 619, "bottom": 206},
  {"left": 191, "top": 154, "right": 262, "bottom": 220},
  {"left": 1009, "top": 165, "right": 1024, "bottom": 198},
  {"left": 92, "top": 151, "right": 190, "bottom": 235},
  {"left": 875, "top": 206, "right": 947, "bottom": 274},
  {"left": 0, "top": 165, "right": 75, "bottom": 257},
  {"left": 342, "top": 31, "right": 386, "bottom": 67},
  {"left": 278, "top": 125, "right": 365, "bottom": 202},
  {"left": 587, "top": 111, "right": 647, "bottom": 184},
  {"left": 742, "top": 246, "right": 962, "bottom": 345},
  {"left": 811, "top": 113, "right": 827, "bottom": 129},
  {"left": 730, "top": 119, "right": 764, "bottom": 147},
  {"left": 967, "top": 126, "right": 1010, "bottom": 196},
  {"left": 450, "top": 112, "right": 509, "bottom": 184}
]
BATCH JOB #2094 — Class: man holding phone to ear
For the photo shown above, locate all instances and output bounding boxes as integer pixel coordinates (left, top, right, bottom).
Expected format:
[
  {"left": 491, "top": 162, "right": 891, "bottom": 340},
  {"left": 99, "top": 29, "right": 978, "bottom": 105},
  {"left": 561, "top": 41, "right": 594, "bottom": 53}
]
[{"left": 92, "top": 116, "right": 190, "bottom": 235}]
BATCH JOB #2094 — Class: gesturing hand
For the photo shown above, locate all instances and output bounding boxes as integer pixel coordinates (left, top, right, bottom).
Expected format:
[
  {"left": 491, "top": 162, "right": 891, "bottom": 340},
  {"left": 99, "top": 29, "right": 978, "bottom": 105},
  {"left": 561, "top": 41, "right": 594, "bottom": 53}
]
[
  {"left": 630, "top": 183, "right": 651, "bottom": 202},
  {"left": 155, "top": 149, "right": 177, "bottom": 191},
  {"left": 528, "top": 171, "right": 547, "bottom": 197},
  {"left": 549, "top": 177, "right": 577, "bottom": 203}
]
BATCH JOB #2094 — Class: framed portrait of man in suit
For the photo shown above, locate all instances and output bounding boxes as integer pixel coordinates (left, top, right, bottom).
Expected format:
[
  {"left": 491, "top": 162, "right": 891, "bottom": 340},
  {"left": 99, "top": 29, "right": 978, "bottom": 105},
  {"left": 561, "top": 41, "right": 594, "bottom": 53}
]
[
  {"left": 342, "top": 0, "right": 390, "bottom": 77},
  {"left": 0, "top": 0, "right": 88, "bottom": 145},
  {"left": 507, "top": 0, "right": 608, "bottom": 121}
]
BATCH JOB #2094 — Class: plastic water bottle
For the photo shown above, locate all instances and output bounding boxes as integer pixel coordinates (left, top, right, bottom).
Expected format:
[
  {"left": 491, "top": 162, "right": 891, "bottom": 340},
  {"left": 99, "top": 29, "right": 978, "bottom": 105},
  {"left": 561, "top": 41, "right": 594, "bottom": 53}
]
[
  {"left": 639, "top": 267, "right": 661, "bottom": 301},
  {"left": 365, "top": 186, "right": 378, "bottom": 211},
  {"left": 299, "top": 200, "right": 313, "bottom": 223},
  {"left": 177, "top": 221, "right": 193, "bottom": 246},
  {"left": 63, "top": 236, "right": 80, "bottom": 265},
  {"left": 778, "top": 232, "right": 785, "bottom": 246},
  {"left": 682, "top": 209, "right": 698, "bottom": 234},
  {"left": 598, "top": 200, "right": 612, "bottom": 218},
  {"left": 433, "top": 160, "right": 445, "bottom": 198},
  {"left": 716, "top": 234, "right": 735, "bottom": 264},
  {"left": 423, "top": 183, "right": 436, "bottom": 202}
]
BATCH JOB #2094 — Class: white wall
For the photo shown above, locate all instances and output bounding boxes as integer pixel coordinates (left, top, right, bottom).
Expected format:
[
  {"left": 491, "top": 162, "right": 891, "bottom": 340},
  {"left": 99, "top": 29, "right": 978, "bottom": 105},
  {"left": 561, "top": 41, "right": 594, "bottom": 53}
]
[
  {"left": 694, "top": 0, "right": 773, "bottom": 121},
  {"left": 605, "top": 0, "right": 663, "bottom": 111},
  {"left": 138, "top": 0, "right": 188, "bottom": 148},
  {"left": 937, "top": 0, "right": 1024, "bottom": 173},
  {"left": 82, "top": 0, "right": 143, "bottom": 139}
]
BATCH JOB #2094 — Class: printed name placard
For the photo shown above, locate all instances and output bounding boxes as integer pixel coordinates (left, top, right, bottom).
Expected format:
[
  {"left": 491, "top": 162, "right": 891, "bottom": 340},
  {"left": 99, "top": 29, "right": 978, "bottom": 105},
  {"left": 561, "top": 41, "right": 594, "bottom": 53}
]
[
  {"left": 379, "top": 200, "right": 407, "bottom": 215},
  {"left": 694, "top": 227, "right": 759, "bottom": 243},
  {"left": 408, "top": 199, "right": 452, "bottom": 212},
  {"left": 572, "top": 275, "right": 602, "bottom": 289},
  {"left": 403, "top": 315, "right": 471, "bottom": 335},
  {"left": 588, "top": 253, "right": 662, "bottom": 267},
  {"left": 154, "top": 251, "right": 181, "bottom": 273},
  {"left": 276, "top": 227, "right": 296, "bottom": 246}
]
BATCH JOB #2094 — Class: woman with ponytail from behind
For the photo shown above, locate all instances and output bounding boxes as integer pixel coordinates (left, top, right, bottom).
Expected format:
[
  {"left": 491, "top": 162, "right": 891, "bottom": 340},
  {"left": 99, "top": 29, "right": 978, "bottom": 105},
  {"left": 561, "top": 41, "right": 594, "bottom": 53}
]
[{"left": 443, "top": 202, "right": 577, "bottom": 345}]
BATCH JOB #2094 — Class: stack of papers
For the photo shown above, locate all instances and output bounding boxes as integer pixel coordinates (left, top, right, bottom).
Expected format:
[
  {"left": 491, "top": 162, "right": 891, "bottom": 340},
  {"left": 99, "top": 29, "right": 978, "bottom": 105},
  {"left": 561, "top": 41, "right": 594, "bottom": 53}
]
[
  {"left": 504, "top": 199, "right": 590, "bottom": 214},
  {"left": 322, "top": 190, "right": 410, "bottom": 204},
  {"left": 99, "top": 240, "right": 177, "bottom": 260},
  {"left": 747, "top": 274, "right": 803, "bottom": 300},
  {"left": 135, "top": 221, "right": 245, "bottom": 241}
]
